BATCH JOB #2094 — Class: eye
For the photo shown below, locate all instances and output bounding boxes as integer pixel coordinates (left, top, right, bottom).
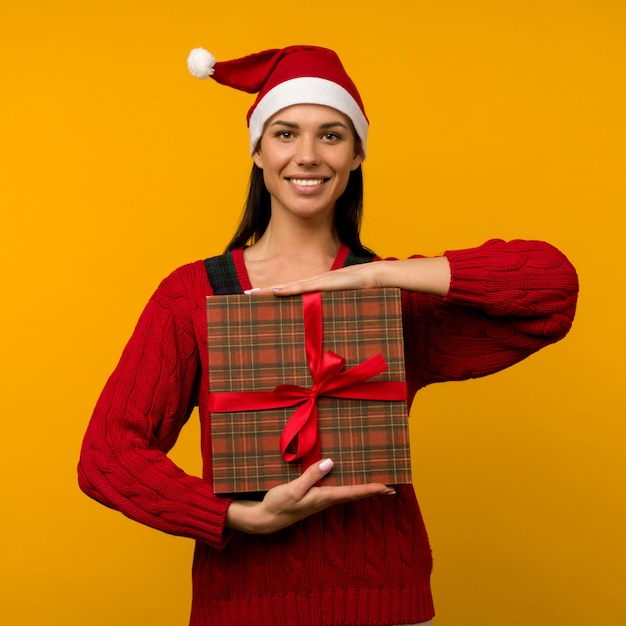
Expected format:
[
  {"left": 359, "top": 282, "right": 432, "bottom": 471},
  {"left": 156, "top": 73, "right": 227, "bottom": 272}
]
[
  {"left": 323, "top": 132, "right": 340, "bottom": 141},
  {"left": 274, "top": 130, "right": 294, "bottom": 140}
]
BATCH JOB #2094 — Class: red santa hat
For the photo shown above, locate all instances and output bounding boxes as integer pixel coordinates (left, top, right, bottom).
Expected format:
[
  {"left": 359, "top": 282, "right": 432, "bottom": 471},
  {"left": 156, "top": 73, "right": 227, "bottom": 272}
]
[{"left": 187, "top": 45, "right": 369, "bottom": 156}]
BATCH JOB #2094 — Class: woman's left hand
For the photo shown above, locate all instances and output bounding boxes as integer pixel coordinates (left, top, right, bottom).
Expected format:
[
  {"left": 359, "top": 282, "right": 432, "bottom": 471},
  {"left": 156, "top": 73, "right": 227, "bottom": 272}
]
[
  {"left": 267, "top": 263, "right": 383, "bottom": 296},
  {"left": 245, "top": 257, "right": 451, "bottom": 297}
]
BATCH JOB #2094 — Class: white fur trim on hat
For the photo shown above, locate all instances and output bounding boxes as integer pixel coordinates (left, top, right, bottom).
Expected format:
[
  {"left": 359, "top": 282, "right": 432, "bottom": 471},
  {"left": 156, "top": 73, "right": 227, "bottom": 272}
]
[{"left": 248, "top": 77, "right": 368, "bottom": 156}]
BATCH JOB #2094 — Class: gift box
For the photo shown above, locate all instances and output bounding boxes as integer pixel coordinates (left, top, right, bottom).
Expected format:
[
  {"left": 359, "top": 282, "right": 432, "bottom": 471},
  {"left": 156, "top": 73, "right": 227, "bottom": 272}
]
[{"left": 206, "top": 288, "right": 411, "bottom": 494}]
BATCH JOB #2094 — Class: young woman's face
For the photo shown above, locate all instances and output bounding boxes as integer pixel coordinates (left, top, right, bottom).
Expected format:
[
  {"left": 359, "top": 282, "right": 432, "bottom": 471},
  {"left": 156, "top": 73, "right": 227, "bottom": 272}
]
[{"left": 253, "top": 104, "right": 363, "bottom": 224}]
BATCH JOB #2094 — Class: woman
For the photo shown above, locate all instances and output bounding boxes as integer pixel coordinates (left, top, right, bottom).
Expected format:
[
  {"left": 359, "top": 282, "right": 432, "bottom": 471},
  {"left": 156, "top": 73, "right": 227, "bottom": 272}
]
[{"left": 78, "top": 45, "right": 579, "bottom": 626}]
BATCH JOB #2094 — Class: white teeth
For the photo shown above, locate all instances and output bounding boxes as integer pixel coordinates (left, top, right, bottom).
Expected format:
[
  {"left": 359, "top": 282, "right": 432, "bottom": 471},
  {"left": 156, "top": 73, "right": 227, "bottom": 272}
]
[{"left": 290, "top": 178, "right": 324, "bottom": 186}]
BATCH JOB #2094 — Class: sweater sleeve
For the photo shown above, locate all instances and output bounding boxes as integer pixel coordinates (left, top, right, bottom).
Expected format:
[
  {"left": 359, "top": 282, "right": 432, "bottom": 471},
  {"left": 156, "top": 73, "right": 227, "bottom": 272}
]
[
  {"left": 402, "top": 239, "right": 579, "bottom": 391},
  {"left": 77, "top": 266, "right": 232, "bottom": 548}
]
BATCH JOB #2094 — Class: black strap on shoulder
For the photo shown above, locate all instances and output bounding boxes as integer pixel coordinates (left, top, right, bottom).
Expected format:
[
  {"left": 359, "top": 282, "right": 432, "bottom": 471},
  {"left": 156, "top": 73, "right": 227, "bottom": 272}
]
[
  {"left": 344, "top": 249, "right": 376, "bottom": 266},
  {"left": 204, "top": 253, "right": 242, "bottom": 295}
]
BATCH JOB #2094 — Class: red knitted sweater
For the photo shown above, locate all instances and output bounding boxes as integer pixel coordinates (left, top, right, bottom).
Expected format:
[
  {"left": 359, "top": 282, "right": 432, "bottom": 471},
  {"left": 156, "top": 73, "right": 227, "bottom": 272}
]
[{"left": 78, "top": 239, "right": 578, "bottom": 625}]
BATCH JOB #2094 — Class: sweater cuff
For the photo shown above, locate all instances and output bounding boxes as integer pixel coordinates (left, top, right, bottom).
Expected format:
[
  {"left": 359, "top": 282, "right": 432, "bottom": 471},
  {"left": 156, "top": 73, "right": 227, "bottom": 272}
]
[
  {"left": 443, "top": 245, "right": 492, "bottom": 307},
  {"left": 189, "top": 491, "right": 235, "bottom": 549}
]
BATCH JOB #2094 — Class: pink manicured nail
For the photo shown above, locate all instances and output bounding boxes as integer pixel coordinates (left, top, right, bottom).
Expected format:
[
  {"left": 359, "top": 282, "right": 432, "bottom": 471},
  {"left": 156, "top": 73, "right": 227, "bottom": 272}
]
[
  {"left": 381, "top": 488, "right": 396, "bottom": 496},
  {"left": 244, "top": 288, "right": 261, "bottom": 295},
  {"left": 319, "top": 458, "right": 334, "bottom": 472}
]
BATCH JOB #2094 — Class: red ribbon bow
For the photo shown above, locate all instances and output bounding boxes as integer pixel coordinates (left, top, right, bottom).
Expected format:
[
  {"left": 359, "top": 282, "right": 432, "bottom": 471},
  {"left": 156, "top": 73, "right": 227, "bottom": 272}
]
[{"left": 209, "top": 291, "right": 407, "bottom": 471}]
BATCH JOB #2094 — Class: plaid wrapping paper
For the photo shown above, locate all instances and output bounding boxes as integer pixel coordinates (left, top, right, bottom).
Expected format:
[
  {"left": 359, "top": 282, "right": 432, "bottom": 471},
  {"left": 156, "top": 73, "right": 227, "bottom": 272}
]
[{"left": 206, "top": 288, "right": 411, "bottom": 494}]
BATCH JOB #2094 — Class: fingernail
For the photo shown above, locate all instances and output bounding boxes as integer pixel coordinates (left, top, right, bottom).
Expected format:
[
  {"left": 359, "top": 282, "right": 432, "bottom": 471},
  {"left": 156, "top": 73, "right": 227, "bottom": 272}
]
[
  {"left": 271, "top": 287, "right": 282, "bottom": 293},
  {"left": 381, "top": 488, "right": 396, "bottom": 496},
  {"left": 244, "top": 288, "right": 261, "bottom": 295},
  {"left": 319, "top": 458, "right": 334, "bottom": 472}
]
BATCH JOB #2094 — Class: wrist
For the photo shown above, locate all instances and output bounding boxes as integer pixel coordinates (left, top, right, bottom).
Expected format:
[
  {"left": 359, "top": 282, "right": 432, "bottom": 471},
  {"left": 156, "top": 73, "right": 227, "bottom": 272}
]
[
  {"left": 226, "top": 500, "right": 262, "bottom": 533},
  {"left": 377, "top": 257, "right": 450, "bottom": 296},
  {"left": 227, "top": 500, "right": 280, "bottom": 534}
]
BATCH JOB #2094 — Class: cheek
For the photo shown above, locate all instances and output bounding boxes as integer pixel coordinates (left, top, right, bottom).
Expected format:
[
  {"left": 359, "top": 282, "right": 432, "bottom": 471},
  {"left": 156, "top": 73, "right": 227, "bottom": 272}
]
[
  {"left": 336, "top": 154, "right": 359, "bottom": 176},
  {"left": 256, "top": 147, "right": 291, "bottom": 172},
  {"left": 260, "top": 165, "right": 282, "bottom": 195}
]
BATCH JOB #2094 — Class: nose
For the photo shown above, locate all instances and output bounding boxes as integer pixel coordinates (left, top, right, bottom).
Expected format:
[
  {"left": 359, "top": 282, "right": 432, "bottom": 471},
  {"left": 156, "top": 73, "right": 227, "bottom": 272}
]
[{"left": 294, "top": 135, "right": 319, "bottom": 166}]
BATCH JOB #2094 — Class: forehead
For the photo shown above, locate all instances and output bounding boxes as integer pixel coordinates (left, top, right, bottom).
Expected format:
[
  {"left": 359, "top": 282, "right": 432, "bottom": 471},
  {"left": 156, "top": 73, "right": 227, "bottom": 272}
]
[{"left": 264, "top": 103, "right": 353, "bottom": 128}]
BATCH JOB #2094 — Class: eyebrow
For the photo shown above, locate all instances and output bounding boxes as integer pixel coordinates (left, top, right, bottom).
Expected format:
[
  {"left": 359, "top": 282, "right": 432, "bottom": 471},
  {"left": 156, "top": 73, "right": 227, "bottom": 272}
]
[{"left": 269, "top": 120, "right": 350, "bottom": 130}]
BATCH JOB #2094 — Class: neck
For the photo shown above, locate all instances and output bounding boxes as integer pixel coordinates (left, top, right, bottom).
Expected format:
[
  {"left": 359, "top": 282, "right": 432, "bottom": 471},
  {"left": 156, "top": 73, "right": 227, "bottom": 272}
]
[{"left": 247, "top": 214, "right": 340, "bottom": 263}]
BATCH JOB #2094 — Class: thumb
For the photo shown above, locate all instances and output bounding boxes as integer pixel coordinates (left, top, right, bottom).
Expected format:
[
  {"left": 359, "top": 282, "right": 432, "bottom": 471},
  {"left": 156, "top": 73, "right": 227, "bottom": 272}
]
[
  {"left": 317, "top": 457, "right": 334, "bottom": 475},
  {"left": 292, "top": 458, "right": 334, "bottom": 495}
]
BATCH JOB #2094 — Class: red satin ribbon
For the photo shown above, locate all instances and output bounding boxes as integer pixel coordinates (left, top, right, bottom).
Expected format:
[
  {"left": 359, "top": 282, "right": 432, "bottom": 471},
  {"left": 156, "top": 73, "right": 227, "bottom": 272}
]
[{"left": 209, "top": 291, "right": 407, "bottom": 471}]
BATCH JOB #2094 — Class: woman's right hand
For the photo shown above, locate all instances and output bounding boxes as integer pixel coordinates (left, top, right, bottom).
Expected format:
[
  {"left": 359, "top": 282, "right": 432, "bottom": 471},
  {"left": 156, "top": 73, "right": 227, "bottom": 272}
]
[{"left": 225, "top": 458, "right": 395, "bottom": 534}]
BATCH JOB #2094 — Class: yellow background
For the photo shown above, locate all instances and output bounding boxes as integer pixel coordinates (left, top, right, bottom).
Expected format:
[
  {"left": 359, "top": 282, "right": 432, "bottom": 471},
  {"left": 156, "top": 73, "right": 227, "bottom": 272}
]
[{"left": 1, "top": 1, "right": 624, "bottom": 624}]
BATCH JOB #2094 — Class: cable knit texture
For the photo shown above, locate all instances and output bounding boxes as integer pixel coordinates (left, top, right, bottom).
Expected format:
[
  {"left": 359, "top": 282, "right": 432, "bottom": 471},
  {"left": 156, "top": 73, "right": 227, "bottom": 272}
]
[{"left": 78, "top": 239, "right": 578, "bottom": 625}]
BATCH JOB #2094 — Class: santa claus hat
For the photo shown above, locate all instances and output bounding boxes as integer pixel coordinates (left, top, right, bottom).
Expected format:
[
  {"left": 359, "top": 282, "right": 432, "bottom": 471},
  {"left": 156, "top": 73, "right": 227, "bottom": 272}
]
[{"left": 187, "top": 45, "right": 369, "bottom": 156}]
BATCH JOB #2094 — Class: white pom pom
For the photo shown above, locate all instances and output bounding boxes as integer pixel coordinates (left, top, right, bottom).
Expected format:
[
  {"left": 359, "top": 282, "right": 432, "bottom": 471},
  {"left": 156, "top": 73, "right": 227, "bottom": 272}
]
[{"left": 187, "top": 48, "right": 216, "bottom": 79}]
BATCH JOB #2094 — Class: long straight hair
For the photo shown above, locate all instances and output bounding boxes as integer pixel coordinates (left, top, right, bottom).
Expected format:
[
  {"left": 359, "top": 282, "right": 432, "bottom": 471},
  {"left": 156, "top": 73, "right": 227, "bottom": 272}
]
[{"left": 224, "top": 163, "right": 370, "bottom": 255}]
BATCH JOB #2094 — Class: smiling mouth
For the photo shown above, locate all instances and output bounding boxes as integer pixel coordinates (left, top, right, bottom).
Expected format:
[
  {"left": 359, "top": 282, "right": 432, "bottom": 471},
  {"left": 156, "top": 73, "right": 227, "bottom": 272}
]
[{"left": 288, "top": 178, "right": 327, "bottom": 186}]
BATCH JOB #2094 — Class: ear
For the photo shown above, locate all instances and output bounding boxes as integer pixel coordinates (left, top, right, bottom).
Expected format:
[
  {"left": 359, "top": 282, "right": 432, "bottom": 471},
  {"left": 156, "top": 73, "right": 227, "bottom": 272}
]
[
  {"left": 350, "top": 136, "right": 364, "bottom": 171},
  {"left": 252, "top": 149, "right": 264, "bottom": 169},
  {"left": 350, "top": 150, "right": 364, "bottom": 171}
]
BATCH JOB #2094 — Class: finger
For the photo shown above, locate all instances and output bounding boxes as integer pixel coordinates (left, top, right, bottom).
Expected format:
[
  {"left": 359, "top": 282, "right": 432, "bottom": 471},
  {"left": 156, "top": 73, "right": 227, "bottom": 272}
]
[
  {"left": 288, "top": 458, "right": 335, "bottom": 498},
  {"left": 317, "top": 482, "right": 393, "bottom": 503},
  {"left": 272, "top": 272, "right": 361, "bottom": 296},
  {"left": 270, "top": 277, "right": 327, "bottom": 296},
  {"left": 243, "top": 278, "right": 328, "bottom": 297},
  {"left": 292, "top": 458, "right": 392, "bottom": 504}
]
